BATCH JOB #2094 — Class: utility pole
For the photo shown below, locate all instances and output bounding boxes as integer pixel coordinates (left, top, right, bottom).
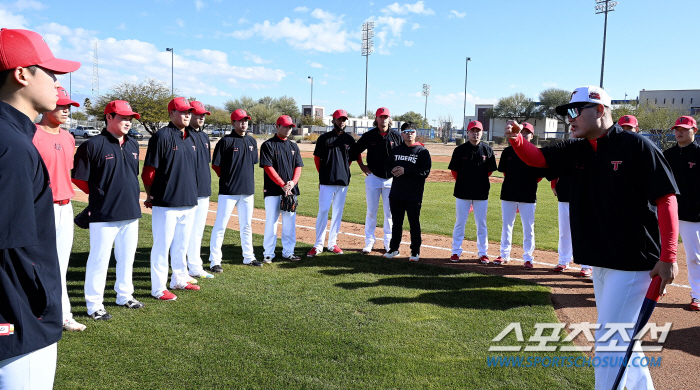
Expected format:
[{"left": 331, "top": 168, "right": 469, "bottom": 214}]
[
  {"left": 166, "top": 48, "right": 174, "bottom": 96},
  {"left": 595, "top": 0, "right": 619, "bottom": 88},
  {"left": 462, "top": 57, "right": 471, "bottom": 138},
  {"left": 422, "top": 84, "right": 430, "bottom": 124}
]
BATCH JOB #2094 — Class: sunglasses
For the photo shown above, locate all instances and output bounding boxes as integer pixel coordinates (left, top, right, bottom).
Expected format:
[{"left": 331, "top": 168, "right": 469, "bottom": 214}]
[{"left": 567, "top": 104, "right": 599, "bottom": 120}]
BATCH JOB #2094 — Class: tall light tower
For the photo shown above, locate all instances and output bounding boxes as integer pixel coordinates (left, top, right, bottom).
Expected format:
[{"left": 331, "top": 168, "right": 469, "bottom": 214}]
[
  {"left": 595, "top": 0, "right": 618, "bottom": 89},
  {"left": 166, "top": 48, "right": 174, "bottom": 96},
  {"left": 462, "top": 57, "right": 471, "bottom": 138},
  {"left": 308, "top": 76, "right": 313, "bottom": 107},
  {"left": 361, "top": 22, "right": 374, "bottom": 118},
  {"left": 422, "top": 84, "right": 430, "bottom": 124},
  {"left": 92, "top": 41, "right": 99, "bottom": 96}
]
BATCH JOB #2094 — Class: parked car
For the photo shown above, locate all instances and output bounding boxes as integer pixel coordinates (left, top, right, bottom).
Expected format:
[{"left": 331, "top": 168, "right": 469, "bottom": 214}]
[
  {"left": 128, "top": 129, "right": 144, "bottom": 139},
  {"left": 209, "top": 128, "right": 227, "bottom": 137},
  {"left": 70, "top": 125, "right": 100, "bottom": 138}
]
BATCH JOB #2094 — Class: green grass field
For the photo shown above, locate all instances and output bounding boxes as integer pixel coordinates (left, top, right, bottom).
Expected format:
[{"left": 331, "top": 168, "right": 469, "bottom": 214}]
[
  {"left": 139, "top": 157, "right": 560, "bottom": 252},
  {"left": 56, "top": 201, "right": 593, "bottom": 389}
]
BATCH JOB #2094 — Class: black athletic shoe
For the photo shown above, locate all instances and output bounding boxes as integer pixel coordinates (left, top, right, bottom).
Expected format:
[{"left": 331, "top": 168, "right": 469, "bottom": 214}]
[
  {"left": 246, "top": 260, "right": 263, "bottom": 267},
  {"left": 283, "top": 254, "right": 301, "bottom": 261},
  {"left": 210, "top": 265, "right": 223, "bottom": 273},
  {"left": 90, "top": 309, "right": 112, "bottom": 321},
  {"left": 119, "top": 299, "right": 145, "bottom": 309}
]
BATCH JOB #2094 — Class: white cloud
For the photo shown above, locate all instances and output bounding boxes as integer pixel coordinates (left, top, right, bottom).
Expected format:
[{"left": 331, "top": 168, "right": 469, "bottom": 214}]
[
  {"left": 116, "top": 23, "right": 126, "bottom": 30},
  {"left": 542, "top": 82, "right": 557, "bottom": 87},
  {"left": 404, "top": 40, "right": 413, "bottom": 47},
  {"left": 408, "top": 92, "right": 422, "bottom": 98},
  {"left": 195, "top": 0, "right": 204, "bottom": 10},
  {"left": 366, "top": 16, "right": 407, "bottom": 55},
  {"left": 230, "top": 9, "right": 360, "bottom": 53},
  {"left": 176, "top": 19, "right": 185, "bottom": 27},
  {"left": 0, "top": 9, "right": 28, "bottom": 28},
  {"left": 11, "top": 0, "right": 46, "bottom": 11},
  {"left": 308, "top": 61, "right": 323, "bottom": 68},
  {"left": 449, "top": 10, "right": 466, "bottom": 18},
  {"left": 238, "top": 17, "right": 249, "bottom": 24},
  {"left": 243, "top": 51, "right": 272, "bottom": 64},
  {"left": 411, "top": 23, "right": 420, "bottom": 30},
  {"left": 381, "top": 1, "right": 434, "bottom": 15},
  {"left": 294, "top": 6, "right": 308, "bottom": 12}
]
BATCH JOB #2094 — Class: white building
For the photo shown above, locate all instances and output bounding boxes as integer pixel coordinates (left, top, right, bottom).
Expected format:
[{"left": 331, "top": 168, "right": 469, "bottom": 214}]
[
  {"left": 638, "top": 89, "right": 700, "bottom": 114},
  {"left": 464, "top": 104, "right": 561, "bottom": 140}
]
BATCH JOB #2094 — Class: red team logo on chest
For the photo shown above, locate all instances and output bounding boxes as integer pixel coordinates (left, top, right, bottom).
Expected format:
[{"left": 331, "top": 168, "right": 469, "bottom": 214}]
[
  {"left": 611, "top": 161, "right": 623, "bottom": 171},
  {"left": 292, "top": 150, "right": 295, "bottom": 155},
  {"left": 483, "top": 155, "right": 486, "bottom": 161},
  {"left": 105, "top": 153, "right": 114, "bottom": 160},
  {"left": 249, "top": 145, "right": 253, "bottom": 151},
  {"left": 689, "top": 162, "right": 696, "bottom": 168},
  {"left": 192, "top": 145, "right": 196, "bottom": 151},
  {"left": 234, "top": 147, "right": 239, "bottom": 152},
  {"left": 132, "top": 153, "right": 138, "bottom": 159}
]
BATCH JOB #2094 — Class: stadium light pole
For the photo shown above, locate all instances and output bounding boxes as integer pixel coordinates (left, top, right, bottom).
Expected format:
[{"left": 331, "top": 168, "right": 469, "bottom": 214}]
[
  {"left": 166, "top": 48, "right": 174, "bottom": 96},
  {"left": 462, "top": 57, "right": 471, "bottom": 139},
  {"left": 422, "top": 84, "right": 430, "bottom": 123},
  {"left": 361, "top": 22, "right": 374, "bottom": 118},
  {"left": 595, "top": 0, "right": 618, "bottom": 89},
  {"left": 308, "top": 76, "right": 313, "bottom": 108}
]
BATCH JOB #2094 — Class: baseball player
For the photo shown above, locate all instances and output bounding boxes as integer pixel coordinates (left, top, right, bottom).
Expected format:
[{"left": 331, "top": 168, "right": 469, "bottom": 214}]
[
  {"left": 0, "top": 28, "right": 80, "bottom": 388},
  {"left": 547, "top": 170, "right": 593, "bottom": 277},
  {"left": 505, "top": 85, "right": 678, "bottom": 390},
  {"left": 618, "top": 114, "right": 639, "bottom": 132},
  {"left": 72, "top": 100, "right": 145, "bottom": 320},
  {"left": 185, "top": 100, "right": 215, "bottom": 279},
  {"left": 261, "top": 115, "right": 304, "bottom": 262},
  {"left": 353, "top": 107, "right": 402, "bottom": 253},
  {"left": 33, "top": 87, "right": 86, "bottom": 331},
  {"left": 209, "top": 109, "right": 261, "bottom": 269},
  {"left": 663, "top": 115, "right": 700, "bottom": 311},
  {"left": 308, "top": 109, "right": 356, "bottom": 257},
  {"left": 496, "top": 122, "right": 545, "bottom": 268},
  {"left": 142, "top": 97, "right": 200, "bottom": 301},
  {"left": 449, "top": 120, "right": 497, "bottom": 263},
  {"left": 383, "top": 122, "right": 431, "bottom": 261}
]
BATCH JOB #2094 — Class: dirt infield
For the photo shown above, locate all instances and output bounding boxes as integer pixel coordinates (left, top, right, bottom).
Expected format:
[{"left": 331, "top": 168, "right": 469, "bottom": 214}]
[{"left": 71, "top": 188, "right": 699, "bottom": 390}]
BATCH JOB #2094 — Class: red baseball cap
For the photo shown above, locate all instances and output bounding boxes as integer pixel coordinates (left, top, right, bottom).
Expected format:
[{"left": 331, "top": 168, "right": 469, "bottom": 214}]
[
  {"left": 333, "top": 109, "right": 348, "bottom": 119},
  {"left": 190, "top": 101, "right": 211, "bottom": 115},
  {"left": 56, "top": 87, "right": 79, "bottom": 107},
  {"left": 467, "top": 120, "right": 483, "bottom": 131},
  {"left": 376, "top": 107, "right": 390, "bottom": 117},
  {"left": 521, "top": 122, "right": 534, "bottom": 134},
  {"left": 618, "top": 115, "right": 638, "bottom": 127},
  {"left": 104, "top": 100, "right": 140, "bottom": 119},
  {"left": 231, "top": 109, "right": 251, "bottom": 121},
  {"left": 276, "top": 115, "right": 296, "bottom": 127},
  {"left": 0, "top": 29, "right": 81, "bottom": 74},
  {"left": 167, "top": 97, "right": 193, "bottom": 112},
  {"left": 674, "top": 116, "right": 698, "bottom": 130}
]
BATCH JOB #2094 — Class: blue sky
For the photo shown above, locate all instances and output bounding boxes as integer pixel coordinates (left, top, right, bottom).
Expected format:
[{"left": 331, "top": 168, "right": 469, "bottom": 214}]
[{"left": 1, "top": 0, "right": 698, "bottom": 126}]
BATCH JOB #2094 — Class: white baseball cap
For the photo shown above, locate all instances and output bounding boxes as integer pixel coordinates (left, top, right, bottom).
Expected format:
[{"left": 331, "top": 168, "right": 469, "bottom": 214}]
[{"left": 555, "top": 86, "right": 612, "bottom": 116}]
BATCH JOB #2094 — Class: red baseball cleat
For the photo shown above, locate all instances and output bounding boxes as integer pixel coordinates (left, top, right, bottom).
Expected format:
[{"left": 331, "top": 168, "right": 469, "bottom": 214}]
[
  {"left": 330, "top": 245, "right": 343, "bottom": 254},
  {"left": 523, "top": 261, "right": 534, "bottom": 270},
  {"left": 450, "top": 254, "right": 460, "bottom": 262}
]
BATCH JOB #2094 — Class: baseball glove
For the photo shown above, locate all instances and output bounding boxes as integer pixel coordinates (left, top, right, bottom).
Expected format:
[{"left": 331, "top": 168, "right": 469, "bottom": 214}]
[
  {"left": 280, "top": 194, "right": 298, "bottom": 213},
  {"left": 74, "top": 206, "right": 90, "bottom": 229}
]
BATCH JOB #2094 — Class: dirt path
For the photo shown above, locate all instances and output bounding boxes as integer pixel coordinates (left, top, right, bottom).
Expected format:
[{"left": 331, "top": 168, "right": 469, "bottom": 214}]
[{"left": 71, "top": 190, "right": 698, "bottom": 390}]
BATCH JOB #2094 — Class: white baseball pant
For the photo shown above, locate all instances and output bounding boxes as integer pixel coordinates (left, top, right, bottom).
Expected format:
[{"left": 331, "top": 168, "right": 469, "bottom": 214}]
[
  {"left": 452, "top": 199, "right": 489, "bottom": 257},
  {"left": 263, "top": 195, "right": 297, "bottom": 259},
  {"left": 591, "top": 267, "right": 654, "bottom": 390},
  {"left": 500, "top": 200, "right": 536, "bottom": 262},
  {"left": 0, "top": 342, "right": 57, "bottom": 390},
  {"left": 314, "top": 185, "right": 348, "bottom": 251},
  {"left": 209, "top": 194, "right": 255, "bottom": 265},
  {"left": 364, "top": 174, "right": 392, "bottom": 250},
  {"left": 53, "top": 202, "right": 74, "bottom": 321},
  {"left": 557, "top": 202, "right": 592, "bottom": 270},
  {"left": 679, "top": 220, "right": 700, "bottom": 299},
  {"left": 187, "top": 196, "right": 210, "bottom": 275},
  {"left": 151, "top": 206, "right": 196, "bottom": 296},
  {"left": 84, "top": 219, "right": 139, "bottom": 315}
]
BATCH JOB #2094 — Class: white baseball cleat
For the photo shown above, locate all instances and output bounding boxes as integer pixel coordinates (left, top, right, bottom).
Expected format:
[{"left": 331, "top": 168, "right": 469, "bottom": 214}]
[{"left": 383, "top": 250, "right": 400, "bottom": 259}]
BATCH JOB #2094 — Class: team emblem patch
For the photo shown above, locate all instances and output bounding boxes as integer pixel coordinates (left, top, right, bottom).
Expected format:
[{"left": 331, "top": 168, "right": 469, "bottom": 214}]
[
  {"left": 54, "top": 143, "right": 62, "bottom": 151},
  {"left": 589, "top": 92, "right": 601, "bottom": 100},
  {"left": 234, "top": 147, "right": 239, "bottom": 152},
  {"left": 689, "top": 162, "right": 696, "bottom": 168},
  {"left": 611, "top": 161, "right": 622, "bottom": 171},
  {"left": 173, "top": 146, "right": 178, "bottom": 150},
  {"left": 132, "top": 153, "right": 138, "bottom": 159},
  {"left": 105, "top": 153, "right": 114, "bottom": 160},
  {"left": 192, "top": 145, "right": 196, "bottom": 151},
  {"left": 249, "top": 145, "right": 253, "bottom": 151},
  {"left": 482, "top": 155, "right": 486, "bottom": 161},
  {"left": 0, "top": 323, "right": 15, "bottom": 336}
]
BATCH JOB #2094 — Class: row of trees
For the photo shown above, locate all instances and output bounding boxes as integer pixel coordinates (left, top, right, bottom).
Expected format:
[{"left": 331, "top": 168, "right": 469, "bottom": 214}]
[{"left": 81, "top": 78, "right": 436, "bottom": 134}]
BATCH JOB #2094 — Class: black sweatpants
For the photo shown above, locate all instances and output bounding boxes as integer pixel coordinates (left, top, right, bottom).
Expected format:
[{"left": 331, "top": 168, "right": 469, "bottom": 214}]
[{"left": 388, "top": 197, "right": 422, "bottom": 256}]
